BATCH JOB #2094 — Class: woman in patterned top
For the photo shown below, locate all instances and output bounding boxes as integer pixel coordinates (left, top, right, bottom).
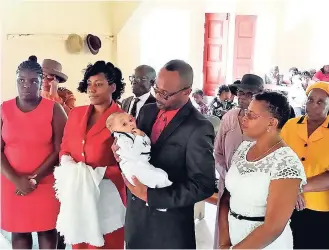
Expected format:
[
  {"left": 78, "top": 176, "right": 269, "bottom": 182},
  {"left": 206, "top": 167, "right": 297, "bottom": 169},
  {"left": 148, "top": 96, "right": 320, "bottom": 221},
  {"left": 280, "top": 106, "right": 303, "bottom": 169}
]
[
  {"left": 218, "top": 91, "right": 306, "bottom": 249},
  {"left": 210, "top": 85, "right": 235, "bottom": 119}
]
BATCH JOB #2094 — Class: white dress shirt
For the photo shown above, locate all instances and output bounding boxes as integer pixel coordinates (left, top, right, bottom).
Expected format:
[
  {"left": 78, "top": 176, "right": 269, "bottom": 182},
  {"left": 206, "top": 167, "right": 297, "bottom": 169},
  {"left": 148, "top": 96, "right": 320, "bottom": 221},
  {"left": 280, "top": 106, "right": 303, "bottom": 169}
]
[{"left": 128, "top": 91, "right": 151, "bottom": 118}]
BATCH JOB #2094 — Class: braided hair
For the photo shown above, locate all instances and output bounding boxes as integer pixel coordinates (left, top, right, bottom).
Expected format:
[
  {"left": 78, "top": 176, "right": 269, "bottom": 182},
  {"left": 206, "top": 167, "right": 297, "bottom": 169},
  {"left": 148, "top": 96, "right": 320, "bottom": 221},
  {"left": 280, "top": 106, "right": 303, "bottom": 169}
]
[
  {"left": 78, "top": 61, "right": 126, "bottom": 101},
  {"left": 16, "top": 55, "right": 43, "bottom": 77}
]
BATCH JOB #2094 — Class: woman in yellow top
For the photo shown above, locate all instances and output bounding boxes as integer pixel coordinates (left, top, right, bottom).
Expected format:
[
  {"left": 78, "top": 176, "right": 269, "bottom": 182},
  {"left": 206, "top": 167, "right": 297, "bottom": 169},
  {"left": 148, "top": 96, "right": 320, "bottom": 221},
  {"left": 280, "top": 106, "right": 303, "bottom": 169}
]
[{"left": 281, "top": 81, "right": 329, "bottom": 249}]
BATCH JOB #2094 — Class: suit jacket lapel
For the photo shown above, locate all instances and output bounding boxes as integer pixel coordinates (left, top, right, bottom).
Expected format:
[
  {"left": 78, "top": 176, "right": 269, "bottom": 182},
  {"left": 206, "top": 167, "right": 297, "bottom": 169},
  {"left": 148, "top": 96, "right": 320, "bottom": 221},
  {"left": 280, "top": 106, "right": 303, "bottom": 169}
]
[
  {"left": 123, "top": 96, "right": 134, "bottom": 113},
  {"left": 145, "top": 94, "right": 156, "bottom": 105},
  {"left": 138, "top": 104, "right": 159, "bottom": 136},
  {"left": 80, "top": 105, "right": 93, "bottom": 138},
  {"left": 153, "top": 100, "right": 193, "bottom": 149},
  {"left": 86, "top": 102, "right": 122, "bottom": 138}
]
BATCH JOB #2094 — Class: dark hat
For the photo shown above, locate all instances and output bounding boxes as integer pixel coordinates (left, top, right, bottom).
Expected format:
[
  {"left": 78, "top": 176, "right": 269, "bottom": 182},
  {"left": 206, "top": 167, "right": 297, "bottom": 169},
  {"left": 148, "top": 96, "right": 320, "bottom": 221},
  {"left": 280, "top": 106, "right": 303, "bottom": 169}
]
[
  {"left": 86, "top": 34, "right": 102, "bottom": 55},
  {"left": 232, "top": 74, "right": 264, "bottom": 91},
  {"left": 42, "top": 59, "right": 68, "bottom": 83}
]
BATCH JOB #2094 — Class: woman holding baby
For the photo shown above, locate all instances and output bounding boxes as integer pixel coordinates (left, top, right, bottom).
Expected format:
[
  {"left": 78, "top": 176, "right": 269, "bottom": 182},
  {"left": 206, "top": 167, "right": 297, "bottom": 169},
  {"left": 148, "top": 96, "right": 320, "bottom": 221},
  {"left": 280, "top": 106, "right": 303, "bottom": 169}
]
[{"left": 59, "top": 61, "right": 126, "bottom": 249}]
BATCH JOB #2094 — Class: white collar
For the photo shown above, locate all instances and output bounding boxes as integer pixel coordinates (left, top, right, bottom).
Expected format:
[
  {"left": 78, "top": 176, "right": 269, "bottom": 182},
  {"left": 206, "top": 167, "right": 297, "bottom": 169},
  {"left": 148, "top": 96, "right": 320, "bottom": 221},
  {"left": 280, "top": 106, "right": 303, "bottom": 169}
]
[{"left": 134, "top": 91, "right": 151, "bottom": 102}]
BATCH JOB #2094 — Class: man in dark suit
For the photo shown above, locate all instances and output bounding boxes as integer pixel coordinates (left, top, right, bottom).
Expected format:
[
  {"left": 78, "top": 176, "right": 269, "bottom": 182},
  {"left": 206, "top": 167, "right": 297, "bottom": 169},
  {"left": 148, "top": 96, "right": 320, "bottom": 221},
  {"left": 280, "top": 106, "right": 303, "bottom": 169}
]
[
  {"left": 121, "top": 65, "right": 156, "bottom": 118},
  {"left": 114, "top": 60, "right": 215, "bottom": 249}
]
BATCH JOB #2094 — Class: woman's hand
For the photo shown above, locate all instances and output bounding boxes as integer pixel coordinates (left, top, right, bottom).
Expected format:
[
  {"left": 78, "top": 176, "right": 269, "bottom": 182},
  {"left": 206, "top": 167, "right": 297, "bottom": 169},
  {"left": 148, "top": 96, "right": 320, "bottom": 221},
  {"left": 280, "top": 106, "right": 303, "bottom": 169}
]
[
  {"left": 111, "top": 138, "right": 121, "bottom": 162},
  {"left": 13, "top": 175, "right": 36, "bottom": 196},
  {"left": 49, "top": 79, "right": 59, "bottom": 96},
  {"left": 295, "top": 193, "right": 305, "bottom": 211}
]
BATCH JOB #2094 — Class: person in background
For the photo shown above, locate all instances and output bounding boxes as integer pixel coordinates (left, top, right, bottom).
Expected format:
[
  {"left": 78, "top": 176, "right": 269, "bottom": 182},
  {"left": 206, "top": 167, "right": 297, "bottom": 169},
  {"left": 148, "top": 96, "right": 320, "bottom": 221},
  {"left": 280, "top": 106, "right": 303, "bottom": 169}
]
[
  {"left": 41, "top": 58, "right": 75, "bottom": 249},
  {"left": 313, "top": 65, "right": 329, "bottom": 82},
  {"left": 301, "top": 71, "right": 314, "bottom": 91},
  {"left": 121, "top": 65, "right": 156, "bottom": 118},
  {"left": 60, "top": 61, "right": 126, "bottom": 249},
  {"left": 192, "top": 89, "right": 210, "bottom": 115},
  {"left": 113, "top": 60, "right": 215, "bottom": 248},
  {"left": 265, "top": 66, "right": 283, "bottom": 85},
  {"left": 228, "top": 84, "right": 239, "bottom": 106},
  {"left": 210, "top": 85, "right": 233, "bottom": 119},
  {"left": 283, "top": 67, "right": 299, "bottom": 85},
  {"left": 41, "top": 59, "right": 76, "bottom": 115},
  {"left": 309, "top": 69, "right": 316, "bottom": 79},
  {"left": 218, "top": 91, "right": 306, "bottom": 249},
  {"left": 1, "top": 56, "right": 67, "bottom": 249},
  {"left": 213, "top": 74, "right": 264, "bottom": 249},
  {"left": 289, "top": 73, "right": 307, "bottom": 116},
  {"left": 281, "top": 81, "right": 329, "bottom": 249}
]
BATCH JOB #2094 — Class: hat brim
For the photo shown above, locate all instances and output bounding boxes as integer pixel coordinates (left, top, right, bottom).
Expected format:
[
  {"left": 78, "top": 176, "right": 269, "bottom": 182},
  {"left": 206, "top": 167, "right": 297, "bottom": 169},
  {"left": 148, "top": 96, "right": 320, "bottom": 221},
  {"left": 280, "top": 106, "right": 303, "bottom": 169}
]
[
  {"left": 231, "top": 83, "right": 263, "bottom": 92},
  {"left": 43, "top": 68, "right": 68, "bottom": 83},
  {"left": 86, "top": 35, "right": 100, "bottom": 55}
]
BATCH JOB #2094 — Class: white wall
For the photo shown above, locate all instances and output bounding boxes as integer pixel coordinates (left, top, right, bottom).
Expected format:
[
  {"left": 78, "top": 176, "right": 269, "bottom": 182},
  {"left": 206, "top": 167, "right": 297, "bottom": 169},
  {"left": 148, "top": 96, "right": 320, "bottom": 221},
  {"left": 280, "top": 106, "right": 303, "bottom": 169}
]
[
  {"left": 276, "top": 0, "right": 329, "bottom": 71},
  {"left": 117, "top": 0, "right": 283, "bottom": 96},
  {"left": 1, "top": 1, "right": 113, "bottom": 105},
  {"left": 117, "top": 0, "right": 328, "bottom": 97}
]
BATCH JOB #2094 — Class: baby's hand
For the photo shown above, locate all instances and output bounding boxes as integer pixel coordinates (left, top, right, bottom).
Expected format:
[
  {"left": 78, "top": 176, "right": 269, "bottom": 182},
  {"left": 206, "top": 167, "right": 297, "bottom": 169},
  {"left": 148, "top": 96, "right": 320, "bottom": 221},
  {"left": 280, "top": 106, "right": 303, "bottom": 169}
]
[{"left": 132, "top": 128, "right": 145, "bottom": 136}]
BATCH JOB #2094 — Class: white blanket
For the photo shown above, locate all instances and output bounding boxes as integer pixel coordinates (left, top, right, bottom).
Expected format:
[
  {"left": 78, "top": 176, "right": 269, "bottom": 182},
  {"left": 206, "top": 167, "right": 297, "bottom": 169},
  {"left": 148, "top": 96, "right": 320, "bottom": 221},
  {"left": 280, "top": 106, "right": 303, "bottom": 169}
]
[
  {"left": 114, "top": 132, "right": 172, "bottom": 188},
  {"left": 54, "top": 155, "right": 126, "bottom": 247}
]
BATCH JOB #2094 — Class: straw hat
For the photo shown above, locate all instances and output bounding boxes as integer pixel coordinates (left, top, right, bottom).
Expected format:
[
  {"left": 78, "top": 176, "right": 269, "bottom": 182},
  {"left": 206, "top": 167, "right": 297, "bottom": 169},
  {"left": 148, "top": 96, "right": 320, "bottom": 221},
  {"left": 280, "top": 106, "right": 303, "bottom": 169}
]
[
  {"left": 42, "top": 59, "right": 68, "bottom": 83},
  {"left": 66, "top": 34, "right": 83, "bottom": 53}
]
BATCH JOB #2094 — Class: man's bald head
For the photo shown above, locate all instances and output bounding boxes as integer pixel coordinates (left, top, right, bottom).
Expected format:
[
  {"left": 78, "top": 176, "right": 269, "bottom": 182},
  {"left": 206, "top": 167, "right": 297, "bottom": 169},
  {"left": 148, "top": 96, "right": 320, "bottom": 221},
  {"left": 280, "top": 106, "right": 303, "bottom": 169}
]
[
  {"left": 164, "top": 60, "right": 193, "bottom": 88},
  {"left": 135, "top": 65, "right": 156, "bottom": 81},
  {"left": 131, "top": 65, "right": 156, "bottom": 97},
  {"left": 154, "top": 60, "right": 193, "bottom": 111}
]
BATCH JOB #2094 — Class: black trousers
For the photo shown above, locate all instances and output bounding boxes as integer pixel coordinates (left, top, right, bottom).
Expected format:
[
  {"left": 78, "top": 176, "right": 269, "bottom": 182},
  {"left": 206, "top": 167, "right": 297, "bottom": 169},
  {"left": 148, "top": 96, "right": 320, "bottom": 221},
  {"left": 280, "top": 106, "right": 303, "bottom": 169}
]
[{"left": 290, "top": 209, "right": 329, "bottom": 249}]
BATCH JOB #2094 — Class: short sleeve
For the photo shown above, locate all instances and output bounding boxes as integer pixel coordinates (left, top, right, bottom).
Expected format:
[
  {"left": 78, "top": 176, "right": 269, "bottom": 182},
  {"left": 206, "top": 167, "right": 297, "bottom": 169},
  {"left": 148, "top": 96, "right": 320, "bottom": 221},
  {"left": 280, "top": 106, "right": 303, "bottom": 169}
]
[{"left": 270, "top": 148, "right": 307, "bottom": 188}]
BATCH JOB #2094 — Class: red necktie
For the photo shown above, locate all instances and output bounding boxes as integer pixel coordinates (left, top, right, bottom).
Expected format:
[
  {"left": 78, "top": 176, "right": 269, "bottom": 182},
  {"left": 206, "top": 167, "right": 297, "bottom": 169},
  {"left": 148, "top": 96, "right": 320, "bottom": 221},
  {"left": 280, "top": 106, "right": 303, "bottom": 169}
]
[{"left": 151, "top": 112, "right": 167, "bottom": 144}]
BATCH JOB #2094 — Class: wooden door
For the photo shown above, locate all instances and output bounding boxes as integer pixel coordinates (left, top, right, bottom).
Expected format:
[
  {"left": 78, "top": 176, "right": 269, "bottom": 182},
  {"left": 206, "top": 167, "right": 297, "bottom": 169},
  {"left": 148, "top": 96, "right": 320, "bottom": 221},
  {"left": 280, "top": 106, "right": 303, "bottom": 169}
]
[
  {"left": 233, "top": 15, "right": 257, "bottom": 80},
  {"left": 203, "top": 13, "right": 229, "bottom": 96}
]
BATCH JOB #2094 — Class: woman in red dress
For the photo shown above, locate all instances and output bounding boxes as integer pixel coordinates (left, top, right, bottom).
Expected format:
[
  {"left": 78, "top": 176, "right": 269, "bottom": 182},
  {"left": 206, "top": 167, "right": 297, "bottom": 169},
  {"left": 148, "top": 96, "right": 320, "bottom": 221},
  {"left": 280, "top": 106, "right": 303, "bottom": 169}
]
[
  {"left": 1, "top": 56, "right": 67, "bottom": 248},
  {"left": 60, "top": 61, "right": 126, "bottom": 249}
]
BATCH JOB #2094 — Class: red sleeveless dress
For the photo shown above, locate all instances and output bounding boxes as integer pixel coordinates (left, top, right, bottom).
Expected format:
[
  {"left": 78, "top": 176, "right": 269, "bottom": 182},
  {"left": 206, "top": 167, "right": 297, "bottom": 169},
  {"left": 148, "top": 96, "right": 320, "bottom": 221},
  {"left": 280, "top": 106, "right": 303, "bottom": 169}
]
[{"left": 1, "top": 98, "right": 60, "bottom": 232}]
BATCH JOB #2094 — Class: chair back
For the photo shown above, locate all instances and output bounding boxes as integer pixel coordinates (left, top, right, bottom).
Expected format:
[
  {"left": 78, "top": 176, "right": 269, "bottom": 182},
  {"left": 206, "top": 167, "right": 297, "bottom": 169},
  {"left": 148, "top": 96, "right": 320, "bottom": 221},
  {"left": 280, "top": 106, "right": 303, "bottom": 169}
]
[{"left": 204, "top": 114, "right": 221, "bottom": 133}]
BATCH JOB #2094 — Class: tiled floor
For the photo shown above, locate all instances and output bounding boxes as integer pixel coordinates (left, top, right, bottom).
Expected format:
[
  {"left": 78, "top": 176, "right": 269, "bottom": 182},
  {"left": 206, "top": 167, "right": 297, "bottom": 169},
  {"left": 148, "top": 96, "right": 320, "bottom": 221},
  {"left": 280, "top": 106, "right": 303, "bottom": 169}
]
[
  {"left": 195, "top": 203, "right": 217, "bottom": 249},
  {"left": 0, "top": 203, "right": 217, "bottom": 249}
]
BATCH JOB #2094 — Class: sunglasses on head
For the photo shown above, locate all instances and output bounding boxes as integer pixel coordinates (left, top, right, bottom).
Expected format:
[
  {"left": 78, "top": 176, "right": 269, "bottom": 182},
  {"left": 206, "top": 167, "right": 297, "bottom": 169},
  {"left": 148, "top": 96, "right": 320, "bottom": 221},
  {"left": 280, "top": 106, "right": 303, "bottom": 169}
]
[{"left": 43, "top": 74, "right": 59, "bottom": 82}]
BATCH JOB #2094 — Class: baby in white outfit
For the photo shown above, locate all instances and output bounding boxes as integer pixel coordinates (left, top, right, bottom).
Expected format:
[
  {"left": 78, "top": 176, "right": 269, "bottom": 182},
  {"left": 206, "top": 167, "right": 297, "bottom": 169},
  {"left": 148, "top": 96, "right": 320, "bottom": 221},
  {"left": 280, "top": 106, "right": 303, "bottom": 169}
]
[{"left": 106, "top": 112, "right": 172, "bottom": 189}]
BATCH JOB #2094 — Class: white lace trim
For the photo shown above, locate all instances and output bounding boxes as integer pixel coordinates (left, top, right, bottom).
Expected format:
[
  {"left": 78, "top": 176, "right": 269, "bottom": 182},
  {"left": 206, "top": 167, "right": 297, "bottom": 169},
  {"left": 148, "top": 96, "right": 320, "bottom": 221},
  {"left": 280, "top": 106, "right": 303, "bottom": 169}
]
[{"left": 233, "top": 141, "right": 307, "bottom": 187}]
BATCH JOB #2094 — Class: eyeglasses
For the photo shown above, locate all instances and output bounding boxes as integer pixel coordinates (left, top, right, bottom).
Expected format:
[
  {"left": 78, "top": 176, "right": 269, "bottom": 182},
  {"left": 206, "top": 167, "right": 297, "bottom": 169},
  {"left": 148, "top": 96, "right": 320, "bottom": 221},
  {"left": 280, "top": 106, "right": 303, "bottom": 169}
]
[
  {"left": 237, "top": 90, "right": 255, "bottom": 99},
  {"left": 129, "top": 75, "right": 148, "bottom": 84},
  {"left": 152, "top": 85, "right": 190, "bottom": 101},
  {"left": 43, "top": 74, "right": 59, "bottom": 82},
  {"left": 244, "top": 109, "right": 263, "bottom": 120}
]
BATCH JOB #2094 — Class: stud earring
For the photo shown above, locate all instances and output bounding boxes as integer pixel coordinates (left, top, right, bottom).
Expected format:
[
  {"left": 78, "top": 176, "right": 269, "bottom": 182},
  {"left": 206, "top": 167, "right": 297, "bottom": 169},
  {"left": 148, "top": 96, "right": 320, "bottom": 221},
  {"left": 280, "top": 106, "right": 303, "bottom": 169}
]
[{"left": 267, "top": 127, "right": 270, "bottom": 133}]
